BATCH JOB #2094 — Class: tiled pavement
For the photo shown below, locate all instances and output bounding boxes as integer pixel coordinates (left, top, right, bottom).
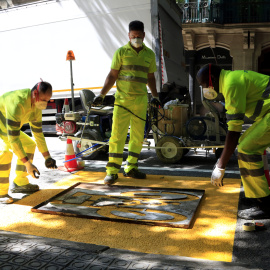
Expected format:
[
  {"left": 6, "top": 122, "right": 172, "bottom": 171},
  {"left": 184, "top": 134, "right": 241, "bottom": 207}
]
[{"left": 0, "top": 230, "right": 259, "bottom": 270}]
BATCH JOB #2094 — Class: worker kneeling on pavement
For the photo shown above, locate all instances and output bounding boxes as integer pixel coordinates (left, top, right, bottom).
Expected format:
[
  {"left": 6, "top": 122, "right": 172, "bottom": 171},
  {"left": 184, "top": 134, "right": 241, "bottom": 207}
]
[
  {"left": 197, "top": 64, "right": 270, "bottom": 220},
  {"left": 92, "top": 20, "right": 161, "bottom": 185},
  {"left": 0, "top": 81, "right": 57, "bottom": 204}
]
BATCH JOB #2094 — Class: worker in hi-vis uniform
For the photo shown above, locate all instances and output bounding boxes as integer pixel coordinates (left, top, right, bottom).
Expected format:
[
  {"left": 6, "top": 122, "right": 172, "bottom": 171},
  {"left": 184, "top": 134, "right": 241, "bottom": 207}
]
[
  {"left": 197, "top": 63, "right": 270, "bottom": 220},
  {"left": 0, "top": 81, "right": 57, "bottom": 204},
  {"left": 92, "top": 20, "right": 161, "bottom": 185}
]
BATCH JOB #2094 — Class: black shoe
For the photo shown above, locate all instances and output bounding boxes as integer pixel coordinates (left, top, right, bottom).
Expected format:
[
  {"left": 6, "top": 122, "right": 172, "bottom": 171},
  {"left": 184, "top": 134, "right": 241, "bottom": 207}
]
[
  {"left": 238, "top": 206, "right": 270, "bottom": 220},
  {"left": 0, "top": 194, "right": 14, "bottom": 204},
  {"left": 123, "top": 168, "right": 146, "bottom": 179},
  {"left": 104, "top": 174, "right": 118, "bottom": 185},
  {"left": 11, "top": 183, "right": 39, "bottom": 193}
]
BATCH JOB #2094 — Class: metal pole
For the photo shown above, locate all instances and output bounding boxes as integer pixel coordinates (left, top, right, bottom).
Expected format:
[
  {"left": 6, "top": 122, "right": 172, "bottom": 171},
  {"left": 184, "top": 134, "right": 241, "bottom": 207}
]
[{"left": 70, "top": 60, "right": 75, "bottom": 112}]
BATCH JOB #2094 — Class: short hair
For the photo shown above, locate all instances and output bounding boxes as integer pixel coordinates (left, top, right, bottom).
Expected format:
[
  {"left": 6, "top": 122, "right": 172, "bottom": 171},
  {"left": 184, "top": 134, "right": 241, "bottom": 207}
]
[
  {"left": 31, "top": 81, "right": 52, "bottom": 94},
  {"left": 129, "top": 20, "right": 144, "bottom": 32}
]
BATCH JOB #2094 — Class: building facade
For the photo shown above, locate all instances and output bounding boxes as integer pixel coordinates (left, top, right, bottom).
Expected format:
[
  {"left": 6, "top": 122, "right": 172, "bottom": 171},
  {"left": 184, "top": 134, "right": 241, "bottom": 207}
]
[{"left": 179, "top": 0, "right": 270, "bottom": 114}]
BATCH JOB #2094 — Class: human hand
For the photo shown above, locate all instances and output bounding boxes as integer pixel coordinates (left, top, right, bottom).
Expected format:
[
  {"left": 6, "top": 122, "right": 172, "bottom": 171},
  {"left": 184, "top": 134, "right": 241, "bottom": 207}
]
[
  {"left": 150, "top": 96, "right": 162, "bottom": 108},
  {"left": 92, "top": 94, "right": 105, "bottom": 106},
  {"left": 25, "top": 161, "right": 40, "bottom": 179},
  {"left": 211, "top": 161, "right": 225, "bottom": 187},
  {"left": 45, "top": 157, "right": 57, "bottom": 169}
]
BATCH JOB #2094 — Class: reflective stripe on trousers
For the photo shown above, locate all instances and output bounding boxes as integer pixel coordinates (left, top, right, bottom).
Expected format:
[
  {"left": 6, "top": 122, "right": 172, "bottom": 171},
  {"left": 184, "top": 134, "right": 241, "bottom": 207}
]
[
  {"left": 106, "top": 94, "right": 147, "bottom": 175},
  {"left": 0, "top": 131, "right": 36, "bottom": 194},
  {"left": 237, "top": 113, "right": 270, "bottom": 198}
]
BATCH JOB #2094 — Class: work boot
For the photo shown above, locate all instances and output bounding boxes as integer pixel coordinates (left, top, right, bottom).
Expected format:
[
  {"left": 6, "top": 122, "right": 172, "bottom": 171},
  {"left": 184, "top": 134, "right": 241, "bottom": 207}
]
[
  {"left": 11, "top": 183, "right": 39, "bottom": 193},
  {"left": 104, "top": 174, "right": 118, "bottom": 185},
  {"left": 238, "top": 195, "right": 270, "bottom": 220},
  {"left": 123, "top": 168, "right": 146, "bottom": 179},
  {"left": 0, "top": 194, "right": 14, "bottom": 204}
]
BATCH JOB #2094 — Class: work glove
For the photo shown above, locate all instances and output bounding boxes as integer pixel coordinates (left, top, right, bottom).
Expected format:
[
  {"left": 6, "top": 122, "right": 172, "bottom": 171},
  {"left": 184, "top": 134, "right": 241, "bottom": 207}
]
[
  {"left": 150, "top": 96, "right": 162, "bottom": 108},
  {"left": 25, "top": 161, "right": 40, "bottom": 179},
  {"left": 211, "top": 160, "right": 225, "bottom": 187},
  {"left": 92, "top": 94, "right": 105, "bottom": 106},
  {"left": 45, "top": 157, "right": 58, "bottom": 169}
]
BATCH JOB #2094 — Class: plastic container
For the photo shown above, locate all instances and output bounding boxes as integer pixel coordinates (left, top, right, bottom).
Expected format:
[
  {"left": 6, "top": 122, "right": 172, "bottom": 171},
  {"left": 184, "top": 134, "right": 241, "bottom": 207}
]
[{"left": 158, "top": 104, "right": 189, "bottom": 137}]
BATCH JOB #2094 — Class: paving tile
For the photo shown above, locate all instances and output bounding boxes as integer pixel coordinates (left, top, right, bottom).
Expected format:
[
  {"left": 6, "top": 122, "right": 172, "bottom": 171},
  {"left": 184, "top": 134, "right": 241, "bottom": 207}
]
[
  {"left": 0, "top": 236, "right": 9, "bottom": 241},
  {"left": 47, "top": 246, "right": 67, "bottom": 255},
  {"left": 0, "top": 252, "right": 16, "bottom": 262},
  {"left": 15, "top": 241, "right": 35, "bottom": 248},
  {"left": 128, "top": 261, "right": 152, "bottom": 269},
  {"left": 109, "top": 259, "right": 131, "bottom": 268},
  {"left": 52, "top": 255, "right": 75, "bottom": 266},
  {"left": 20, "top": 247, "right": 43, "bottom": 258},
  {"left": 8, "top": 256, "right": 32, "bottom": 266},
  {"left": 76, "top": 253, "right": 98, "bottom": 262},
  {"left": 34, "top": 251, "right": 58, "bottom": 262},
  {"left": 40, "top": 264, "right": 64, "bottom": 270},
  {"left": 85, "top": 265, "right": 108, "bottom": 270},
  {"left": 65, "top": 260, "right": 91, "bottom": 269},
  {"left": 22, "top": 259, "right": 48, "bottom": 269},
  {"left": 92, "top": 256, "right": 115, "bottom": 266},
  {"left": 168, "top": 267, "right": 195, "bottom": 270},
  {"left": 149, "top": 264, "right": 170, "bottom": 270},
  {"left": 33, "top": 244, "right": 53, "bottom": 251},
  {"left": 5, "top": 244, "right": 30, "bottom": 253},
  {"left": 4, "top": 238, "right": 19, "bottom": 244},
  {"left": 0, "top": 263, "right": 20, "bottom": 270},
  {"left": 60, "top": 249, "right": 84, "bottom": 258}
]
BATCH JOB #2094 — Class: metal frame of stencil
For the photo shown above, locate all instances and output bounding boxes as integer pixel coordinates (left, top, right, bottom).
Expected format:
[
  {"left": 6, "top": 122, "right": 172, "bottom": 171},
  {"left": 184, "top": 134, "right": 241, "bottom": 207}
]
[{"left": 32, "top": 183, "right": 205, "bottom": 228}]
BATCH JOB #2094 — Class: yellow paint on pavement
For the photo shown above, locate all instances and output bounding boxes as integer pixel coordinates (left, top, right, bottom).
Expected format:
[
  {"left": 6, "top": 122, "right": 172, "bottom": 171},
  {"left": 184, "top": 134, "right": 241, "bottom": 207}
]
[{"left": 0, "top": 172, "right": 241, "bottom": 262}]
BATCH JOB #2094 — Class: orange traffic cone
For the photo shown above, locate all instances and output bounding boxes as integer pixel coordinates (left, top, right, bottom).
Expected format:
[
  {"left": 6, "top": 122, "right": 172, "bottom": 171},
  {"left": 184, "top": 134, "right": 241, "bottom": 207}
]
[
  {"left": 262, "top": 150, "right": 270, "bottom": 188},
  {"left": 58, "top": 138, "right": 84, "bottom": 172},
  {"left": 63, "top": 98, "right": 70, "bottom": 113}
]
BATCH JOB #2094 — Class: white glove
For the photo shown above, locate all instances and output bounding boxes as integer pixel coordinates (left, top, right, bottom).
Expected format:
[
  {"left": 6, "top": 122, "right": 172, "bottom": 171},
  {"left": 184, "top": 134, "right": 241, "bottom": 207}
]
[
  {"left": 211, "top": 162, "right": 225, "bottom": 187},
  {"left": 25, "top": 161, "right": 40, "bottom": 179}
]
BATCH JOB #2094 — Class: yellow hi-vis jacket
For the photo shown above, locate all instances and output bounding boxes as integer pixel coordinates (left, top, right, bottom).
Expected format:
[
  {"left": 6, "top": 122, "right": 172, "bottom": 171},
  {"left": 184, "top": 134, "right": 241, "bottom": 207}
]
[
  {"left": 219, "top": 70, "right": 270, "bottom": 132},
  {"left": 111, "top": 42, "right": 157, "bottom": 97},
  {"left": 0, "top": 88, "right": 48, "bottom": 160}
]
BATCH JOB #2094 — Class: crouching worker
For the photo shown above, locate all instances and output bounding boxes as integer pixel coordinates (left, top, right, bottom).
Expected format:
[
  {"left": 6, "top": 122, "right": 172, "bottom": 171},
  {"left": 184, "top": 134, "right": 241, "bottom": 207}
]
[
  {"left": 0, "top": 81, "right": 57, "bottom": 204},
  {"left": 196, "top": 64, "right": 270, "bottom": 220}
]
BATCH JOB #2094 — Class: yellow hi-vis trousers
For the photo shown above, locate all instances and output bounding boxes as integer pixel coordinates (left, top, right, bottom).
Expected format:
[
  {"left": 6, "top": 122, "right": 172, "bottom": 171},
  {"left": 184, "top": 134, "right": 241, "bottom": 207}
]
[
  {"left": 0, "top": 131, "right": 36, "bottom": 195},
  {"left": 106, "top": 94, "right": 148, "bottom": 175},
  {"left": 238, "top": 113, "right": 270, "bottom": 198}
]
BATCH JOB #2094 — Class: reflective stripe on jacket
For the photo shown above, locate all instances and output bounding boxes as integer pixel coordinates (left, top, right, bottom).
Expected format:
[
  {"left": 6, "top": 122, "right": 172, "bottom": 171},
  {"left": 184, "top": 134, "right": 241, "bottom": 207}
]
[{"left": 219, "top": 70, "right": 270, "bottom": 132}]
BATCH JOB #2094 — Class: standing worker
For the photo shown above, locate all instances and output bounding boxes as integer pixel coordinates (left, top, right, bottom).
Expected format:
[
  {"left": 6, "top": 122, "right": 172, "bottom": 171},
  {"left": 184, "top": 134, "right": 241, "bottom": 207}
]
[
  {"left": 196, "top": 64, "right": 270, "bottom": 219},
  {"left": 0, "top": 81, "right": 57, "bottom": 204},
  {"left": 92, "top": 20, "right": 161, "bottom": 185}
]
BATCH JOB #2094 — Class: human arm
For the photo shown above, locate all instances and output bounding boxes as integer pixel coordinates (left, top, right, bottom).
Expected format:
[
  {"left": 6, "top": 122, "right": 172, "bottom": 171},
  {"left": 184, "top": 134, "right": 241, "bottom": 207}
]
[
  {"left": 211, "top": 131, "right": 240, "bottom": 187},
  {"left": 148, "top": 72, "right": 161, "bottom": 107},
  {"left": 147, "top": 73, "right": 158, "bottom": 97},
  {"left": 100, "top": 69, "right": 119, "bottom": 96},
  {"left": 30, "top": 111, "right": 57, "bottom": 169},
  {"left": 93, "top": 69, "right": 119, "bottom": 106},
  {"left": 218, "top": 131, "right": 241, "bottom": 169}
]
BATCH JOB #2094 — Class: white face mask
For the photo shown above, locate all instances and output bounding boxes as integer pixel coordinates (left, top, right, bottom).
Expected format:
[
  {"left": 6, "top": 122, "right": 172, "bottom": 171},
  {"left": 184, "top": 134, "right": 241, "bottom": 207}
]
[
  {"left": 202, "top": 86, "right": 218, "bottom": 100},
  {"left": 35, "top": 101, "right": 48, "bottom": 110},
  {"left": 130, "top": 38, "right": 143, "bottom": 48}
]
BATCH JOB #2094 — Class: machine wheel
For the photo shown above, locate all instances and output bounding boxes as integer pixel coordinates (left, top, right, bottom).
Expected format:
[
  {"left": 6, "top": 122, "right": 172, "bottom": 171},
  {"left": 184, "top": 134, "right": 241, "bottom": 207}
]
[
  {"left": 74, "top": 130, "right": 103, "bottom": 160},
  {"left": 155, "top": 136, "right": 184, "bottom": 164}
]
